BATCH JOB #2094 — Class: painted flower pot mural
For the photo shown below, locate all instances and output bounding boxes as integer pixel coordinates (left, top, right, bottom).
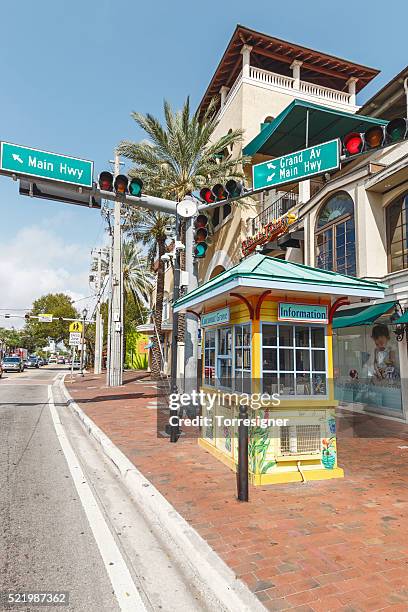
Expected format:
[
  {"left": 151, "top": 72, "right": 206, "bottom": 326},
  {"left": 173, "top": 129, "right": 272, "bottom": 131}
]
[{"left": 322, "top": 437, "right": 336, "bottom": 470}]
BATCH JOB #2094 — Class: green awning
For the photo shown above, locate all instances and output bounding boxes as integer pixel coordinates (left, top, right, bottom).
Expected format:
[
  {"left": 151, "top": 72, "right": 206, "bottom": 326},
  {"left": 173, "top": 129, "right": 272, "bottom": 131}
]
[
  {"left": 173, "top": 254, "right": 387, "bottom": 313},
  {"left": 243, "top": 99, "right": 387, "bottom": 157},
  {"left": 395, "top": 310, "right": 408, "bottom": 324},
  {"left": 332, "top": 301, "right": 396, "bottom": 329}
]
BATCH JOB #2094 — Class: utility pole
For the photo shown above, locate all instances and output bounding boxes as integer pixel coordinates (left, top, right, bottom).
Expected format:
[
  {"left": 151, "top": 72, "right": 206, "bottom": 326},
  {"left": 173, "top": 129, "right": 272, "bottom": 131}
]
[
  {"left": 93, "top": 248, "right": 104, "bottom": 375},
  {"left": 108, "top": 153, "right": 124, "bottom": 387}
]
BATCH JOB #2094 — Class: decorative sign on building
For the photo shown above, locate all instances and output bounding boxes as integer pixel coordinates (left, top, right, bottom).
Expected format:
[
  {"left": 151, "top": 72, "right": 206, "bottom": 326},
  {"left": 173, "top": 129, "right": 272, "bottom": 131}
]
[
  {"left": 201, "top": 307, "right": 230, "bottom": 327},
  {"left": 278, "top": 302, "right": 328, "bottom": 324},
  {"left": 242, "top": 213, "right": 297, "bottom": 256}
]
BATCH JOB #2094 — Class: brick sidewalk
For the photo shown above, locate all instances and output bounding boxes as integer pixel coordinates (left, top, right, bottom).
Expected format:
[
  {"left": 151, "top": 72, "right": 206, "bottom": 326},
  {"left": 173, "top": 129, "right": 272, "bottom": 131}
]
[{"left": 66, "top": 372, "right": 408, "bottom": 612}]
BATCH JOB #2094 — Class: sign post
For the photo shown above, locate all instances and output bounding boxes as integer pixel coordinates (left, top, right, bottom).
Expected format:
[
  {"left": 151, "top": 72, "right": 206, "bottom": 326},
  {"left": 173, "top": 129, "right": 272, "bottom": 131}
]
[
  {"left": 0, "top": 142, "right": 93, "bottom": 188},
  {"left": 252, "top": 139, "right": 340, "bottom": 191}
]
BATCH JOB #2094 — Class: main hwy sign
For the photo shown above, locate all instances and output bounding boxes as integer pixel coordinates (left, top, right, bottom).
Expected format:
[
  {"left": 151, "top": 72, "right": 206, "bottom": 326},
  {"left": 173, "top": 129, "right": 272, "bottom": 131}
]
[
  {"left": 0, "top": 142, "right": 93, "bottom": 188},
  {"left": 252, "top": 139, "right": 340, "bottom": 191}
]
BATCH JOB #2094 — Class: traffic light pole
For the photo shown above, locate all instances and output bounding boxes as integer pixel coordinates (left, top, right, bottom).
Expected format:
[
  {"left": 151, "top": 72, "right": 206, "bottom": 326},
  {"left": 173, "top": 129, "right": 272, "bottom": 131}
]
[
  {"left": 183, "top": 217, "right": 199, "bottom": 414},
  {"left": 108, "top": 154, "right": 124, "bottom": 387},
  {"left": 169, "top": 212, "right": 181, "bottom": 443},
  {"left": 93, "top": 248, "right": 103, "bottom": 375}
]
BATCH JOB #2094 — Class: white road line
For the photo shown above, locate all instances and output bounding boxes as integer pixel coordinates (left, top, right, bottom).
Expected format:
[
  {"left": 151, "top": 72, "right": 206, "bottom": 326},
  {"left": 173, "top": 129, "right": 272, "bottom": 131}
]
[{"left": 47, "top": 385, "right": 146, "bottom": 612}]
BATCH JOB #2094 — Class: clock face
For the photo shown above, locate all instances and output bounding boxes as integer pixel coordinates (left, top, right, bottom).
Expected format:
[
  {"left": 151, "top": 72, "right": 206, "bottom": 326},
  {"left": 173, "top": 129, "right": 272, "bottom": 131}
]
[{"left": 177, "top": 199, "right": 197, "bottom": 218}]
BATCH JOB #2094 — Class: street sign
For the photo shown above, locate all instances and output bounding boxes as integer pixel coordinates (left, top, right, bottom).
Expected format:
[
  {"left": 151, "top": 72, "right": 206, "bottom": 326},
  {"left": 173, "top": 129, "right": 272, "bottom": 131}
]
[
  {"left": 252, "top": 139, "right": 340, "bottom": 191},
  {"left": 69, "top": 332, "right": 81, "bottom": 346},
  {"left": 69, "top": 321, "right": 83, "bottom": 333},
  {"left": 0, "top": 142, "right": 93, "bottom": 188},
  {"left": 38, "top": 313, "right": 53, "bottom": 323}
]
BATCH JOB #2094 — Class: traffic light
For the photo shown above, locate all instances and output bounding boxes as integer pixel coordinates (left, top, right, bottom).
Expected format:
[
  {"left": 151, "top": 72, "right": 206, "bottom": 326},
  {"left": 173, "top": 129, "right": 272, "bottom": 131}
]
[
  {"left": 114, "top": 174, "right": 128, "bottom": 194},
  {"left": 129, "top": 177, "right": 143, "bottom": 197},
  {"left": 98, "top": 171, "right": 143, "bottom": 197},
  {"left": 199, "top": 180, "right": 245, "bottom": 203},
  {"left": 98, "top": 171, "right": 114, "bottom": 191},
  {"left": 342, "top": 118, "right": 408, "bottom": 157},
  {"left": 24, "top": 313, "right": 30, "bottom": 321},
  {"left": 193, "top": 214, "right": 209, "bottom": 258}
]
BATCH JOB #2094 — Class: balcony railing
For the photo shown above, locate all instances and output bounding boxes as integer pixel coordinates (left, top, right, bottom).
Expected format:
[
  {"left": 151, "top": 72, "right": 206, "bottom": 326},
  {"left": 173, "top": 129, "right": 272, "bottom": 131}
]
[
  {"left": 218, "top": 66, "right": 354, "bottom": 120},
  {"left": 250, "top": 190, "right": 299, "bottom": 235}
]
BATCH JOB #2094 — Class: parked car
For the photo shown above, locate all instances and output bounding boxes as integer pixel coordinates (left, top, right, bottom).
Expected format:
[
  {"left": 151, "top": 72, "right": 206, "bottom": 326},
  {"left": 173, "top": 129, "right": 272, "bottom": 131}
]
[
  {"left": 57, "top": 356, "right": 65, "bottom": 365},
  {"left": 72, "top": 360, "right": 81, "bottom": 370},
  {"left": 48, "top": 356, "right": 57, "bottom": 364},
  {"left": 2, "top": 356, "right": 24, "bottom": 373}
]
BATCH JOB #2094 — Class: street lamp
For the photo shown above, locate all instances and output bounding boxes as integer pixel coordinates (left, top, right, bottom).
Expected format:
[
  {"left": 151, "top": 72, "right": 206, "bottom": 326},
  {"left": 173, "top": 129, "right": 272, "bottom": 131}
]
[{"left": 79, "top": 308, "right": 88, "bottom": 376}]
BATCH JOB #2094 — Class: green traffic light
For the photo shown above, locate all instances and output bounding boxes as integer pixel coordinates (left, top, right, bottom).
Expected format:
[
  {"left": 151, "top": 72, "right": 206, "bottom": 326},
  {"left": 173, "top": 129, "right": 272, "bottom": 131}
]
[
  {"left": 129, "top": 178, "right": 143, "bottom": 197},
  {"left": 194, "top": 243, "right": 208, "bottom": 258}
]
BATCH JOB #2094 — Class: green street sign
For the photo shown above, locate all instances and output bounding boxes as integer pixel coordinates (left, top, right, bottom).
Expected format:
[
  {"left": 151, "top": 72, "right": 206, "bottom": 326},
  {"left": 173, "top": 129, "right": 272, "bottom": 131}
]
[
  {"left": 0, "top": 142, "right": 93, "bottom": 188},
  {"left": 252, "top": 139, "right": 340, "bottom": 191}
]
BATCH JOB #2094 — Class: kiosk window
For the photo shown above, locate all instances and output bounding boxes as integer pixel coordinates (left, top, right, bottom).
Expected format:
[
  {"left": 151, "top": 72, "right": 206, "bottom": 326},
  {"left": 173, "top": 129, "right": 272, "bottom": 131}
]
[
  {"left": 217, "top": 327, "right": 232, "bottom": 388},
  {"left": 262, "top": 324, "right": 327, "bottom": 397},
  {"left": 235, "top": 324, "right": 251, "bottom": 393},
  {"left": 204, "top": 329, "right": 216, "bottom": 386}
]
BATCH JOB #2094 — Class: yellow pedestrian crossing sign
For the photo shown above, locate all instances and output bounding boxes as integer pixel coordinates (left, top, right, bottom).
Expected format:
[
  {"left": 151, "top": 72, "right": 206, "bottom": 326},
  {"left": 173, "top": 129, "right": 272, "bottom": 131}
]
[{"left": 69, "top": 321, "right": 83, "bottom": 333}]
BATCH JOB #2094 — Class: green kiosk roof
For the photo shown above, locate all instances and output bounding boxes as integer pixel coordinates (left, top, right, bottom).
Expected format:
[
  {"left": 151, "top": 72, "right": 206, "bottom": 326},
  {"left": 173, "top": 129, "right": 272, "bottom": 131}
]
[
  {"left": 332, "top": 301, "right": 396, "bottom": 329},
  {"left": 173, "top": 254, "right": 386, "bottom": 313},
  {"left": 243, "top": 100, "right": 387, "bottom": 157}
]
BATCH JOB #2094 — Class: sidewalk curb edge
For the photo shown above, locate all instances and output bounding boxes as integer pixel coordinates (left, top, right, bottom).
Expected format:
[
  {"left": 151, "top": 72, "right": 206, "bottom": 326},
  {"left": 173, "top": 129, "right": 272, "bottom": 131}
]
[{"left": 60, "top": 376, "right": 265, "bottom": 612}]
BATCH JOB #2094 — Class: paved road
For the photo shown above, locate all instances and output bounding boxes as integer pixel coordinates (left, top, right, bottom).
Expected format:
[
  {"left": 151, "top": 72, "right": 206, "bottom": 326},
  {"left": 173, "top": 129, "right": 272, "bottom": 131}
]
[
  {"left": 0, "top": 366, "right": 119, "bottom": 612},
  {"left": 0, "top": 366, "right": 208, "bottom": 612}
]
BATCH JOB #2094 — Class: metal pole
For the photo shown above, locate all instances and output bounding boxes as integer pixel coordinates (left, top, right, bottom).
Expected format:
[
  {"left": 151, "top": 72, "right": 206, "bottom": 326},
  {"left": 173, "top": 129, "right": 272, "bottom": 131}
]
[
  {"left": 106, "top": 240, "right": 113, "bottom": 385},
  {"left": 70, "top": 346, "right": 74, "bottom": 381},
  {"left": 79, "top": 312, "right": 86, "bottom": 377},
  {"left": 169, "top": 212, "right": 180, "bottom": 443},
  {"left": 94, "top": 249, "right": 103, "bottom": 374},
  {"left": 108, "top": 153, "right": 124, "bottom": 387},
  {"left": 237, "top": 404, "right": 249, "bottom": 502},
  {"left": 183, "top": 217, "right": 199, "bottom": 415}
]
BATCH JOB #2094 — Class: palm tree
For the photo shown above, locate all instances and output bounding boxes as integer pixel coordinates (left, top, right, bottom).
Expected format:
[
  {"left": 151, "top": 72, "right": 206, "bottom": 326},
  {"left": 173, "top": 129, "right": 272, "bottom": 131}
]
[
  {"left": 124, "top": 210, "right": 171, "bottom": 378},
  {"left": 122, "top": 241, "right": 154, "bottom": 308},
  {"left": 117, "top": 96, "right": 244, "bottom": 378}
]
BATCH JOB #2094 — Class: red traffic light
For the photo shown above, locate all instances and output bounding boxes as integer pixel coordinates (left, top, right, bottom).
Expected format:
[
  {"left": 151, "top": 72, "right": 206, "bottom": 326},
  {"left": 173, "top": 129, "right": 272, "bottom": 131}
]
[
  {"left": 114, "top": 174, "right": 128, "bottom": 194},
  {"left": 98, "top": 171, "right": 114, "bottom": 191},
  {"left": 200, "top": 188, "right": 215, "bottom": 204},
  {"left": 343, "top": 132, "right": 364, "bottom": 156}
]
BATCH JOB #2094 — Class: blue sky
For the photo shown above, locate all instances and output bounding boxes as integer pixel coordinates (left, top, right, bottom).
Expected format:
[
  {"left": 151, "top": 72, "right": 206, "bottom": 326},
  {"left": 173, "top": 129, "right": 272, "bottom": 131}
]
[{"left": 0, "top": 0, "right": 405, "bottom": 321}]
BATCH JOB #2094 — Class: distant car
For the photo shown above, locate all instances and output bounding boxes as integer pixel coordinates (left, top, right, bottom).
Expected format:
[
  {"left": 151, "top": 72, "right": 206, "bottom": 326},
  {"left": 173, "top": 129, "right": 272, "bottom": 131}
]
[
  {"left": 2, "top": 356, "right": 24, "bottom": 372},
  {"left": 48, "top": 356, "right": 57, "bottom": 364},
  {"left": 38, "top": 358, "right": 44, "bottom": 366},
  {"left": 72, "top": 360, "right": 81, "bottom": 370},
  {"left": 57, "top": 356, "right": 65, "bottom": 364},
  {"left": 26, "top": 356, "right": 40, "bottom": 368}
]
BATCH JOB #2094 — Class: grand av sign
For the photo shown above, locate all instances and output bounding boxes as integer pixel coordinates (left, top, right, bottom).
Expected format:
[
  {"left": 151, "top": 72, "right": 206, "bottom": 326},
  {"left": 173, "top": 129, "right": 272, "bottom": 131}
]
[
  {"left": 253, "top": 139, "right": 340, "bottom": 191},
  {"left": 278, "top": 303, "right": 328, "bottom": 324},
  {"left": 201, "top": 307, "right": 230, "bottom": 327}
]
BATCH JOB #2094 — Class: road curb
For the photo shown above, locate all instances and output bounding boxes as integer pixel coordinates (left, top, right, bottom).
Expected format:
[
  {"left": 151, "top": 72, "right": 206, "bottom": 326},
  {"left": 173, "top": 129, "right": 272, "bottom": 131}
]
[{"left": 59, "top": 376, "right": 265, "bottom": 612}]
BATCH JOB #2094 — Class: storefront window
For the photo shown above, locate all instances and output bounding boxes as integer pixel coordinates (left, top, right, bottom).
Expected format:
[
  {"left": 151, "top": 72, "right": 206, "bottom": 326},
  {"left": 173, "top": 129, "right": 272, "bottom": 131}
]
[
  {"left": 334, "top": 322, "right": 402, "bottom": 416},
  {"left": 262, "top": 323, "right": 327, "bottom": 397},
  {"left": 315, "top": 192, "right": 356, "bottom": 276},
  {"left": 204, "top": 329, "right": 216, "bottom": 386},
  {"left": 387, "top": 192, "right": 408, "bottom": 272},
  {"left": 235, "top": 324, "right": 251, "bottom": 393}
]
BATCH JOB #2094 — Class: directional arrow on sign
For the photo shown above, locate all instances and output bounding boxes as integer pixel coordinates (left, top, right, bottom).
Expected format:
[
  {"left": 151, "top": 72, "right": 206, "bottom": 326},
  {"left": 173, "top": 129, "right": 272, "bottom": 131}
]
[
  {"left": 12, "top": 154, "right": 23, "bottom": 164},
  {"left": 266, "top": 162, "right": 276, "bottom": 170},
  {"left": 267, "top": 174, "right": 276, "bottom": 181}
]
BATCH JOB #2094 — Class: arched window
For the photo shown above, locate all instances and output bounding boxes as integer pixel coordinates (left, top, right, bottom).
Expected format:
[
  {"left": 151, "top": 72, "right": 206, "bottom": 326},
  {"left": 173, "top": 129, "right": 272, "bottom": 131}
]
[
  {"left": 209, "top": 265, "right": 226, "bottom": 279},
  {"left": 315, "top": 192, "right": 356, "bottom": 276},
  {"left": 387, "top": 192, "right": 408, "bottom": 272}
]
